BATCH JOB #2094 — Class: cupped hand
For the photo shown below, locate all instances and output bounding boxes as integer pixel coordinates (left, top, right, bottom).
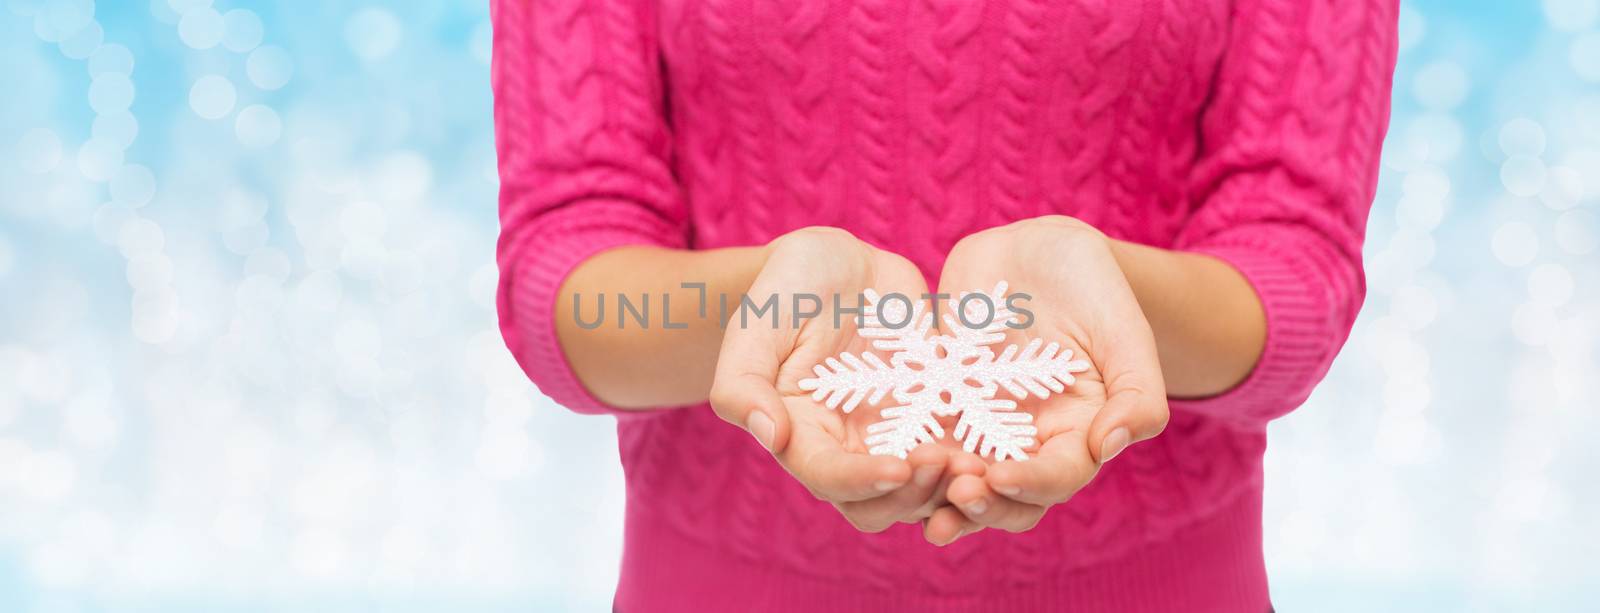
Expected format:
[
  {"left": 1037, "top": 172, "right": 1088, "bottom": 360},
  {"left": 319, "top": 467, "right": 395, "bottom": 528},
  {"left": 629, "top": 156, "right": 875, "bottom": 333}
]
[
  {"left": 924, "top": 216, "right": 1169, "bottom": 544},
  {"left": 709, "top": 227, "right": 972, "bottom": 532}
]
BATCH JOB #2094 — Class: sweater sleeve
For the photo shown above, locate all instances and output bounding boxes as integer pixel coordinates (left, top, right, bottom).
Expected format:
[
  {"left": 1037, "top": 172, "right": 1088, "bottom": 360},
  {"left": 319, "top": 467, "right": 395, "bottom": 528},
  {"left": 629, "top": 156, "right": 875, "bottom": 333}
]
[
  {"left": 491, "top": 0, "right": 688, "bottom": 416},
  {"left": 1167, "top": 0, "right": 1397, "bottom": 428}
]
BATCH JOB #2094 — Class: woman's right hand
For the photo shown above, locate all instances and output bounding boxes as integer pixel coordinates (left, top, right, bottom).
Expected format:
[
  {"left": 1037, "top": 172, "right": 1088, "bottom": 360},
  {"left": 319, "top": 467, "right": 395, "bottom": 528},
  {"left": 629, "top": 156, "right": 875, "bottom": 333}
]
[{"left": 709, "top": 227, "right": 960, "bottom": 532}]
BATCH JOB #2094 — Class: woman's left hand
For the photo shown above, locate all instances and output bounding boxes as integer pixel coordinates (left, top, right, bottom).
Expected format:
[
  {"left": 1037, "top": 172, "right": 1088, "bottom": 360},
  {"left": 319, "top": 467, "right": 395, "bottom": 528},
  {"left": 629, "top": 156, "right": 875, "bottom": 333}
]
[{"left": 924, "top": 216, "right": 1170, "bottom": 545}]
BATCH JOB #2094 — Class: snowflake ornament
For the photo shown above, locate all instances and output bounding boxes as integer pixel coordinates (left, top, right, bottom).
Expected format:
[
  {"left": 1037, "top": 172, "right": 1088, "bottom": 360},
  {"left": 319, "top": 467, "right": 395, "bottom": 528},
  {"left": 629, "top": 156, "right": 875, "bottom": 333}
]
[{"left": 797, "top": 282, "right": 1091, "bottom": 461}]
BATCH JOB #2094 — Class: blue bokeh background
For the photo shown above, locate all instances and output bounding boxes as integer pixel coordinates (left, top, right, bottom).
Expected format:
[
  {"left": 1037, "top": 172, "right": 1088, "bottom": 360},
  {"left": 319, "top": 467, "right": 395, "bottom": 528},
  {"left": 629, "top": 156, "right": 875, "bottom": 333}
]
[{"left": 1, "top": 1, "right": 1597, "bottom": 611}]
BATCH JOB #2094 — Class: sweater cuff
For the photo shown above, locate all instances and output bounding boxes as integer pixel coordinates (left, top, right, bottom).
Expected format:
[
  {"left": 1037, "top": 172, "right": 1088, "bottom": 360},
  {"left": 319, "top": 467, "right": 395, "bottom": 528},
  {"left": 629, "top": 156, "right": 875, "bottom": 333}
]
[
  {"left": 1168, "top": 231, "right": 1345, "bottom": 426},
  {"left": 502, "top": 228, "right": 672, "bottom": 418}
]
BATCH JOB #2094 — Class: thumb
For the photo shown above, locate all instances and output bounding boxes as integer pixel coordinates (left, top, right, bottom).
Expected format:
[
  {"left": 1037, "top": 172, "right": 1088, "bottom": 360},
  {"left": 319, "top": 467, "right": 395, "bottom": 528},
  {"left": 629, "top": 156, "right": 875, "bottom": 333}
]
[
  {"left": 1085, "top": 323, "right": 1169, "bottom": 464},
  {"left": 709, "top": 330, "right": 793, "bottom": 455},
  {"left": 1087, "top": 381, "right": 1168, "bottom": 464}
]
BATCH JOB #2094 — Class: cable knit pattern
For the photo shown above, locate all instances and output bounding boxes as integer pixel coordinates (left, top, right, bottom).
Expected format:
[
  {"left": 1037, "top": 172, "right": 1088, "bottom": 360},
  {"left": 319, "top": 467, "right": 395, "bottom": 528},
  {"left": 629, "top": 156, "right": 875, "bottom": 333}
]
[{"left": 492, "top": 1, "right": 1396, "bottom": 611}]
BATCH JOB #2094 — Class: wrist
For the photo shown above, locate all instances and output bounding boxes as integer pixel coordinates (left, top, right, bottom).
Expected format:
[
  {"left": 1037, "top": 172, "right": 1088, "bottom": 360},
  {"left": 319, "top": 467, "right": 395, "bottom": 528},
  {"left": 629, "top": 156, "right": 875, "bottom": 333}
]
[
  {"left": 1103, "top": 238, "right": 1267, "bottom": 397},
  {"left": 691, "top": 245, "right": 770, "bottom": 303},
  {"left": 1020, "top": 214, "right": 1105, "bottom": 242}
]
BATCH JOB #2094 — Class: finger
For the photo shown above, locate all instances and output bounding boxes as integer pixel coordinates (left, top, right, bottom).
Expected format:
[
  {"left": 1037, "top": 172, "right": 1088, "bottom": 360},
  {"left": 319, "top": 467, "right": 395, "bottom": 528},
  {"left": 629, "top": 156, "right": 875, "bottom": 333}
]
[
  {"left": 922, "top": 505, "right": 982, "bottom": 547},
  {"left": 946, "top": 450, "right": 989, "bottom": 478},
  {"left": 984, "top": 432, "right": 1098, "bottom": 507},
  {"left": 709, "top": 371, "right": 790, "bottom": 454},
  {"left": 947, "top": 473, "right": 1046, "bottom": 533},
  {"left": 899, "top": 447, "right": 973, "bottom": 521},
  {"left": 1078, "top": 287, "right": 1167, "bottom": 463},
  {"left": 838, "top": 444, "right": 949, "bottom": 531},
  {"left": 783, "top": 422, "right": 910, "bottom": 503},
  {"left": 1084, "top": 324, "right": 1169, "bottom": 463},
  {"left": 709, "top": 328, "right": 792, "bottom": 454},
  {"left": 903, "top": 448, "right": 984, "bottom": 520},
  {"left": 1087, "top": 381, "right": 1168, "bottom": 463}
]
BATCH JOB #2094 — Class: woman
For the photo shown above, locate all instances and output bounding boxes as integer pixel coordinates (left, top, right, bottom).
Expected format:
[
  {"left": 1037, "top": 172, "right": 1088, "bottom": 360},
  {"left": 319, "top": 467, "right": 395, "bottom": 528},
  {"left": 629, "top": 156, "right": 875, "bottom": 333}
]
[{"left": 492, "top": 1, "right": 1395, "bottom": 610}]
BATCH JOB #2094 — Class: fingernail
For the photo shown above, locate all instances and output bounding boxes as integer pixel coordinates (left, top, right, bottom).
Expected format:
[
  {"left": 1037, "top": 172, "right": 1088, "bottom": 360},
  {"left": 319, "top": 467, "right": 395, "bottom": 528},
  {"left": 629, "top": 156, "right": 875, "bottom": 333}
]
[
  {"left": 995, "top": 485, "right": 1020, "bottom": 497},
  {"left": 963, "top": 498, "right": 988, "bottom": 516},
  {"left": 936, "top": 529, "right": 962, "bottom": 547},
  {"left": 746, "top": 411, "right": 775, "bottom": 452},
  {"left": 1101, "top": 427, "right": 1131, "bottom": 463},
  {"left": 913, "top": 465, "right": 940, "bottom": 488},
  {"left": 874, "top": 480, "right": 901, "bottom": 492}
]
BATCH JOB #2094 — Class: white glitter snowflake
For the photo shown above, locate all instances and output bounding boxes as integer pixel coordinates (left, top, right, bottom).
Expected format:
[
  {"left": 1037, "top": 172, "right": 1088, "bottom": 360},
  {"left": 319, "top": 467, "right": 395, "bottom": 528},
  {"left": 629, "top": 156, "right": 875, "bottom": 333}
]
[{"left": 797, "top": 282, "right": 1090, "bottom": 461}]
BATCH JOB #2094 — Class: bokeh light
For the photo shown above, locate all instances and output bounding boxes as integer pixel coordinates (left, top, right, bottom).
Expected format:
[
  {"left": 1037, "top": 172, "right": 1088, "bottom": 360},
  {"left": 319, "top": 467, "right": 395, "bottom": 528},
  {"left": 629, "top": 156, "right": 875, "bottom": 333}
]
[
  {"left": 176, "top": 6, "right": 223, "bottom": 50},
  {"left": 1571, "top": 33, "right": 1600, "bottom": 81},
  {"left": 86, "top": 73, "right": 133, "bottom": 115},
  {"left": 16, "top": 128, "right": 61, "bottom": 174},
  {"left": 245, "top": 43, "right": 291, "bottom": 90},
  {"left": 188, "top": 74, "right": 236, "bottom": 119},
  {"left": 220, "top": 8, "right": 260, "bottom": 53},
  {"left": 344, "top": 7, "right": 401, "bottom": 62},
  {"left": 1542, "top": 0, "right": 1599, "bottom": 31},
  {"left": 233, "top": 104, "right": 280, "bottom": 148},
  {"left": 1412, "top": 60, "right": 1469, "bottom": 110}
]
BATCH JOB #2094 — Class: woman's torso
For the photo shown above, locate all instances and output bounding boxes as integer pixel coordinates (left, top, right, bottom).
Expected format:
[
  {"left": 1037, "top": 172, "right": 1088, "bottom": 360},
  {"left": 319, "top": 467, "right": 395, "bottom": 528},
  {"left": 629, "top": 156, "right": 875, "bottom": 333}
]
[
  {"left": 657, "top": 0, "right": 1232, "bottom": 274},
  {"left": 616, "top": 0, "right": 1270, "bottom": 605}
]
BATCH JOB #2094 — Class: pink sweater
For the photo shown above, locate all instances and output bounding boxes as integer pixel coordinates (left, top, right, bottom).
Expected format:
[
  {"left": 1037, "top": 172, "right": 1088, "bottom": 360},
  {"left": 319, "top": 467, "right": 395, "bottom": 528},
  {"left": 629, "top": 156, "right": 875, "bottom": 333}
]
[{"left": 491, "top": 1, "right": 1395, "bottom": 610}]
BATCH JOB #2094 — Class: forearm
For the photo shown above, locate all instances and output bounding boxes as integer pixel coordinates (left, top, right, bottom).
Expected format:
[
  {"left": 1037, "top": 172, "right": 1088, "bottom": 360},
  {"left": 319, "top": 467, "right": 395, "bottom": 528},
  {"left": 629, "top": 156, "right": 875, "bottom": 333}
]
[
  {"left": 1108, "top": 239, "right": 1266, "bottom": 398},
  {"left": 555, "top": 245, "right": 769, "bottom": 409}
]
